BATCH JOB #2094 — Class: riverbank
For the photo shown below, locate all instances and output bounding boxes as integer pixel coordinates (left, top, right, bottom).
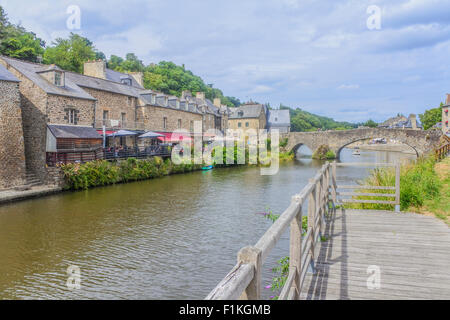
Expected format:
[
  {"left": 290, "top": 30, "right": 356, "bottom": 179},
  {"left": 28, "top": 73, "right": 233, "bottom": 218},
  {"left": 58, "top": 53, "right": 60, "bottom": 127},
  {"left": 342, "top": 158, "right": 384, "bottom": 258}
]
[
  {"left": 347, "top": 143, "right": 416, "bottom": 154},
  {"left": 0, "top": 185, "right": 62, "bottom": 205}
]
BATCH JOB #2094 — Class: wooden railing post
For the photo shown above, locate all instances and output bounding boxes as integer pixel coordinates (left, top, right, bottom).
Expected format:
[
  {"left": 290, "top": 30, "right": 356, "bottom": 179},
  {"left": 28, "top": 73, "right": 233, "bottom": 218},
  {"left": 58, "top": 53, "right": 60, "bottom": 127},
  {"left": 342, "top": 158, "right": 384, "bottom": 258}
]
[
  {"left": 395, "top": 162, "right": 401, "bottom": 213},
  {"left": 238, "top": 246, "right": 262, "bottom": 300},
  {"left": 289, "top": 195, "right": 303, "bottom": 299},
  {"left": 308, "top": 179, "right": 316, "bottom": 274},
  {"left": 331, "top": 161, "right": 337, "bottom": 209}
]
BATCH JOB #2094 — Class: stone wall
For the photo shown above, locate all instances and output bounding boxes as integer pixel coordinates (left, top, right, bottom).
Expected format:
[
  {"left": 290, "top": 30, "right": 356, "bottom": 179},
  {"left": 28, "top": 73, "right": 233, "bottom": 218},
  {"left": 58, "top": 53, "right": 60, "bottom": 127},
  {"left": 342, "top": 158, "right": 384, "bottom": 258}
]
[
  {"left": 45, "top": 166, "right": 66, "bottom": 187},
  {"left": 47, "top": 94, "right": 96, "bottom": 126},
  {"left": 0, "top": 61, "right": 48, "bottom": 182},
  {"left": 0, "top": 80, "right": 26, "bottom": 189},
  {"left": 82, "top": 87, "right": 137, "bottom": 129},
  {"left": 137, "top": 105, "right": 202, "bottom": 133}
]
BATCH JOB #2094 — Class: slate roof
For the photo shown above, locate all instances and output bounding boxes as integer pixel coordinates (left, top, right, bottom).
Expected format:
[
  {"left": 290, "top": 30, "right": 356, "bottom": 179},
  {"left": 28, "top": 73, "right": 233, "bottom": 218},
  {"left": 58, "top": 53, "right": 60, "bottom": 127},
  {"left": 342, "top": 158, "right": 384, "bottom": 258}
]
[
  {"left": 66, "top": 71, "right": 141, "bottom": 98},
  {"left": 0, "top": 56, "right": 145, "bottom": 100},
  {"left": 267, "top": 109, "right": 291, "bottom": 127},
  {"left": 229, "top": 104, "right": 264, "bottom": 119},
  {"left": 0, "top": 64, "right": 19, "bottom": 82},
  {"left": 105, "top": 68, "right": 143, "bottom": 89},
  {"left": 47, "top": 124, "right": 102, "bottom": 139},
  {"left": 1, "top": 56, "right": 96, "bottom": 100}
]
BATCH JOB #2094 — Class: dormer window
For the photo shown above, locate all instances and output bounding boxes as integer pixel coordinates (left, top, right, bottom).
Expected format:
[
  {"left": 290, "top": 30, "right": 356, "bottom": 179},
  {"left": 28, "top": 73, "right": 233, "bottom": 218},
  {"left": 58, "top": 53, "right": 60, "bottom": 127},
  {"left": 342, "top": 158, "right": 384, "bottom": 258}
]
[
  {"left": 55, "top": 72, "right": 62, "bottom": 86},
  {"left": 120, "top": 76, "right": 132, "bottom": 86}
]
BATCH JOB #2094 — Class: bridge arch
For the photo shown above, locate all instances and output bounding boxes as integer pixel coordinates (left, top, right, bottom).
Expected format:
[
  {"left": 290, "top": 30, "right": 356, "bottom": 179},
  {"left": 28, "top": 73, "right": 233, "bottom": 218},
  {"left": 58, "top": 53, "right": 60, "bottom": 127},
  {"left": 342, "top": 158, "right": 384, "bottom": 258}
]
[
  {"left": 336, "top": 137, "right": 420, "bottom": 159},
  {"left": 291, "top": 143, "right": 314, "bottom": 156}
]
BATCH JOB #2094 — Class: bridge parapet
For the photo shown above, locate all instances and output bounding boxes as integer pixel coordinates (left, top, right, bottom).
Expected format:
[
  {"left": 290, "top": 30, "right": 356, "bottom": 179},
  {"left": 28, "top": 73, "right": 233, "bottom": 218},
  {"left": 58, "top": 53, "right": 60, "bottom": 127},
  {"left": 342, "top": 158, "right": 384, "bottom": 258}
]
[{"left": 286, "top": 128, "right": 442, "bottom": 159}]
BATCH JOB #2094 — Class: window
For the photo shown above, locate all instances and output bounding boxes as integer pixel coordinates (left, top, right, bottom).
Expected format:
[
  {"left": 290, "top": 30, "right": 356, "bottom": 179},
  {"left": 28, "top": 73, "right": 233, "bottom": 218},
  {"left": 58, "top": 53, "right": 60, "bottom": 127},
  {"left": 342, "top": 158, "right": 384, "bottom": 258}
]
[
  {"left": 238, "top": 122, "right": 242, "bottom": 128},
  {"left": 121, "top": 113, "right": 126, "bottom": 127},
  {"left": 245, "top": 122, "right": 249, "bottom": 127},
  {"left": 55, "top": 72, "right": 62, "bottom": 86},
  {"left": 128, "top": 97, "right": 132, "bottom": 106},
  {"left": 163, "top": 117, "right": 167, "bottom": 129},
  {"left": 67, "top": 108, "right": 76, "bottom": 124},
  {"left": 103, "top": 110, "right": 109, "bottom": 126},
  {"left": 190, "top": 120, "right": 194, "bottom": 132},
  {"left": 178, "top": 119, "right": 182, "bottom": 129}
]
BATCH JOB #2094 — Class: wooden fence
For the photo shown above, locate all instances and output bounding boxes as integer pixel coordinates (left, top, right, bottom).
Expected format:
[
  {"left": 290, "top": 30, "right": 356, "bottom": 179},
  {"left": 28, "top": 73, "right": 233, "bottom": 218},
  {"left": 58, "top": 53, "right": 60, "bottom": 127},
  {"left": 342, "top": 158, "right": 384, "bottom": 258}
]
[
  {"left": 334, "top": 162, "right": 400, "bottom": 212},
  {"left": 205, "top": 161, "right": 401, "bottom": 300},
  {"left": 435, "top": 142, "right": 450, "bottom": 161}
]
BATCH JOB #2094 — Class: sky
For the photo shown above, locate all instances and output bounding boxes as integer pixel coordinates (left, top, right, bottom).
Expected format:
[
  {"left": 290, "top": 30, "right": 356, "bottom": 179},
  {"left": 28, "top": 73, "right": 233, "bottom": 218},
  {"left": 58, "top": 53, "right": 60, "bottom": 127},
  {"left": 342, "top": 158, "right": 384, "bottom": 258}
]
[{"left": 1, "top": 0, "right": 450, "bottom": 122}]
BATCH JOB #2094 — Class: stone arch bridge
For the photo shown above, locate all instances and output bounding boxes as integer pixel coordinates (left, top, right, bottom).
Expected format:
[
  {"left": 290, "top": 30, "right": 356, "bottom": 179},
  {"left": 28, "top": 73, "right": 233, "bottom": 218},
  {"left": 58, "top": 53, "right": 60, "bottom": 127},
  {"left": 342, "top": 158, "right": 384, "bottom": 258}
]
[{"left": 285, "top": 128, "right": 442, "bottom": 159}]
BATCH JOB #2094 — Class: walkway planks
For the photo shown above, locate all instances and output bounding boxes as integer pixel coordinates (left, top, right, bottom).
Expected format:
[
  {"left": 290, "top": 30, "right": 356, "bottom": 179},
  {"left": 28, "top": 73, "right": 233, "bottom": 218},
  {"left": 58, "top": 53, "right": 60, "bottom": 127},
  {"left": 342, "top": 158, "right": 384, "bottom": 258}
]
[{"left": 301, "top": 209, "right": 450, "bottom": 300}]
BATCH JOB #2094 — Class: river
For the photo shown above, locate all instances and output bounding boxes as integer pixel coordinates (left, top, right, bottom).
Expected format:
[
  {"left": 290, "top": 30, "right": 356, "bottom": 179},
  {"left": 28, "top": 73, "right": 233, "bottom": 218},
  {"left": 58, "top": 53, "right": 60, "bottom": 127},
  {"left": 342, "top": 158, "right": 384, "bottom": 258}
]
[{"left": 0, "top": 148, "right": 416, "bottom": 299}]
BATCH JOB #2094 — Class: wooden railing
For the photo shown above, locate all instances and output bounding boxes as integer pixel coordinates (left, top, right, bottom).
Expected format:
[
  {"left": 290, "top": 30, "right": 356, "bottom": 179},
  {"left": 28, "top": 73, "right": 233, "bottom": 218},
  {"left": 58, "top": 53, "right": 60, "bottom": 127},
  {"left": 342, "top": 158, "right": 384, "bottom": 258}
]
[
  {"left": 333, "top": 162, "right": 401, "bottom": 212},
  {"left": 206, "top": 161, "right": 402, "bottom": 300},
  {"left": 206, "top": 162, "right": 333, "bottom": 300},
  {"left": 435, "top": 143, "right": 450, "bottom": 161}
]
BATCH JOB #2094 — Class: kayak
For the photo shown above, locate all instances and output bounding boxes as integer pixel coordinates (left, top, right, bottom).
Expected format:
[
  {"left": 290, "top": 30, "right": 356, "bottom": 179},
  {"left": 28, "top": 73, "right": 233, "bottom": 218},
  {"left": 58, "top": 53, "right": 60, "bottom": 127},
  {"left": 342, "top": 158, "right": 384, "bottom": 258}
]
[{"left": 202, "top": 165, "right": 213, "bottom": 171}]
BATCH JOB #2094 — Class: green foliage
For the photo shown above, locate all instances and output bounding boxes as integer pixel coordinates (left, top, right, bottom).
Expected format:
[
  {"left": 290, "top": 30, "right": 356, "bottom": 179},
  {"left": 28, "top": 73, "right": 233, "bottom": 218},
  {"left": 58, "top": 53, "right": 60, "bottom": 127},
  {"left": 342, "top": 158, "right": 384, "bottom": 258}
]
[
  {"left": 312, "top": 145, "right": 336, "bottom": 160},
  {"left": 43, "top": 33, "right": 100, "bottom": 73},
  {"left": 60, "top": 158, "right": 201, "bottom": 190},
  {"left": 0, "top": 6, "right": 45, "bottom": 62},
  {"left": 364, "top": 119, "right": 378, "bottom": 128},
  {"left": 279, "top": 138, "right": 288, "bottom": 148},
  {"left": 280, "top": 104, "right": 357, "bottom": 132},
  {"left": 107, "top": 58, "right": 240, "bottom": 107},
  {"left": 419, "top": 106, "right": 443, "bottom": 130},
  {"left": 260, "top": 208, "right": 308, "bottom": 299}
]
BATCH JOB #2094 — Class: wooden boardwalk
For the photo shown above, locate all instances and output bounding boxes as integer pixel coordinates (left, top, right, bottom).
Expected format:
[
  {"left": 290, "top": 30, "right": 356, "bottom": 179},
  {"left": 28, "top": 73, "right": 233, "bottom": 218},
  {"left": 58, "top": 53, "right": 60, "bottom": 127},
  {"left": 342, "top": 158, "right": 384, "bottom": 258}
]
[{"left": 301, "top": 209, "right": 450, "bottom": 300}]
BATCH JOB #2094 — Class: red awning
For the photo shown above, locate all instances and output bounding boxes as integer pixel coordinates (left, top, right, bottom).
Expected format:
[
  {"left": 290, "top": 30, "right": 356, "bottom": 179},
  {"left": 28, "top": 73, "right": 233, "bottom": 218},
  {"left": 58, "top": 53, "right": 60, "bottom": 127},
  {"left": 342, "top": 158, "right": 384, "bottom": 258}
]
[
  {"left": 97, "top": 130, "right": 116, "bottom": 135},
  {"left": 156, "top": 132, "right": 192, "bottom": 143}
]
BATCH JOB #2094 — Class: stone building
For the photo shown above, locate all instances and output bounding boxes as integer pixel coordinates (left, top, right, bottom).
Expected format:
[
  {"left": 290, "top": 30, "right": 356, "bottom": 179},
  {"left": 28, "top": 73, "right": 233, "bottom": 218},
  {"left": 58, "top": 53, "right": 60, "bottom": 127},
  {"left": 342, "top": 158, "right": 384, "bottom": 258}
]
[
  {"left": 0, "top": 56, "right": 98, "bottom": 183},
  {"left": 228, "top": 103, "right": 267, "bottom": 134},
  {"left": 0, "top": 64, "right": 26, "bottom": 189},
  {"left": 378, "top": 114, "right": 422, "bottom": 130},
  {"left": 267, "top": 109, "right": 291, "bottom": 133},
  {"left": 80, "top": 60, "right": 144, "bottom": 133},
  {"left": 182, "top": 91, "right": 229, "bottom": 133},
  {"left": 136, "top": 90, "right": 203, "bottom": 139},
  {"left": 442, "top": 94, "right": 449, "bottom": 135}
]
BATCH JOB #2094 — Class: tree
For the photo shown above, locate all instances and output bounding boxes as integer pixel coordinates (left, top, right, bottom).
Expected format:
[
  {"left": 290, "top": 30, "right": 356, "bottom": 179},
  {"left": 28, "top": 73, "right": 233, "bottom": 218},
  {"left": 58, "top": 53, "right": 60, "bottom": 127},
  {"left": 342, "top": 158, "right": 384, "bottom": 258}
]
[
  {"left": 419, "top": 105, "right": 442, "bottom": 130},
  {"left": 43, "top": 33, "right": 98, "bottom": 73},
  {"left": 0, "top": 5, "right": 45, "bottom": 62},
  {"left": 364, "top": 119, "right": 378, "bottom": 128}
]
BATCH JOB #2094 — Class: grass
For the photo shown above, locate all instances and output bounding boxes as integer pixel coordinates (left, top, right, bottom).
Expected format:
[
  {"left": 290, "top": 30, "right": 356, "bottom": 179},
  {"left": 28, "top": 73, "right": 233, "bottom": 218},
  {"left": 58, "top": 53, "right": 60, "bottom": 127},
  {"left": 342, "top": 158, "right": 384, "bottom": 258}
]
[{"left": 410, "top": 157, "right": 450, "bottom": 225}]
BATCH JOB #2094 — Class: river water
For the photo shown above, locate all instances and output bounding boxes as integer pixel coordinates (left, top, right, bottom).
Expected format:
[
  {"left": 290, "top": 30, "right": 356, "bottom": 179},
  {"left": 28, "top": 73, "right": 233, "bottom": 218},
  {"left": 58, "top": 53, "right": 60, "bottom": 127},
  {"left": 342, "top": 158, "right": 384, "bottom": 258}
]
[{"left": 0, "top": 148, "right": 416, "bottom": 299}]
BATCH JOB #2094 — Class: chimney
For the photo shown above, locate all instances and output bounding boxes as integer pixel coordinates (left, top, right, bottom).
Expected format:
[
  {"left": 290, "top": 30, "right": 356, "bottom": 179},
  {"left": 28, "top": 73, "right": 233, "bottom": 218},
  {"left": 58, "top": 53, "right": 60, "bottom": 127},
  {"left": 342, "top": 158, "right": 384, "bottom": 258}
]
[
  {"left": 182, "top": 90, "right": 192, "bottom": 99},
  {"left": 196, "top": 92, "right": 205, "bottom": 101},
  {"left": 84, "top": 59, "right": 106, "bottom": 79},
  {"left": 409, "top": 114, "right": 417, "bottom": 130},
  {"left": 130, "top": 72, "right": 144, "bottom": 87},
  {"left": 446, "top": 94, "right": 450, "bottom": 105},
  {"left": 213, "top": 98, "right": 221, "bottom": 107}
]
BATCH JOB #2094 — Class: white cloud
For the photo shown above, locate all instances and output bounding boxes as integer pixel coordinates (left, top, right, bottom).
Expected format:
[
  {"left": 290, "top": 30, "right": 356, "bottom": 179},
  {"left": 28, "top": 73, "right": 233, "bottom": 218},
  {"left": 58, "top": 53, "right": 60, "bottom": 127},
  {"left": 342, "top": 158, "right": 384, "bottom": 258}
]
[{"left": 338, "top": 84, "right": 360, "bottom": 90}]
